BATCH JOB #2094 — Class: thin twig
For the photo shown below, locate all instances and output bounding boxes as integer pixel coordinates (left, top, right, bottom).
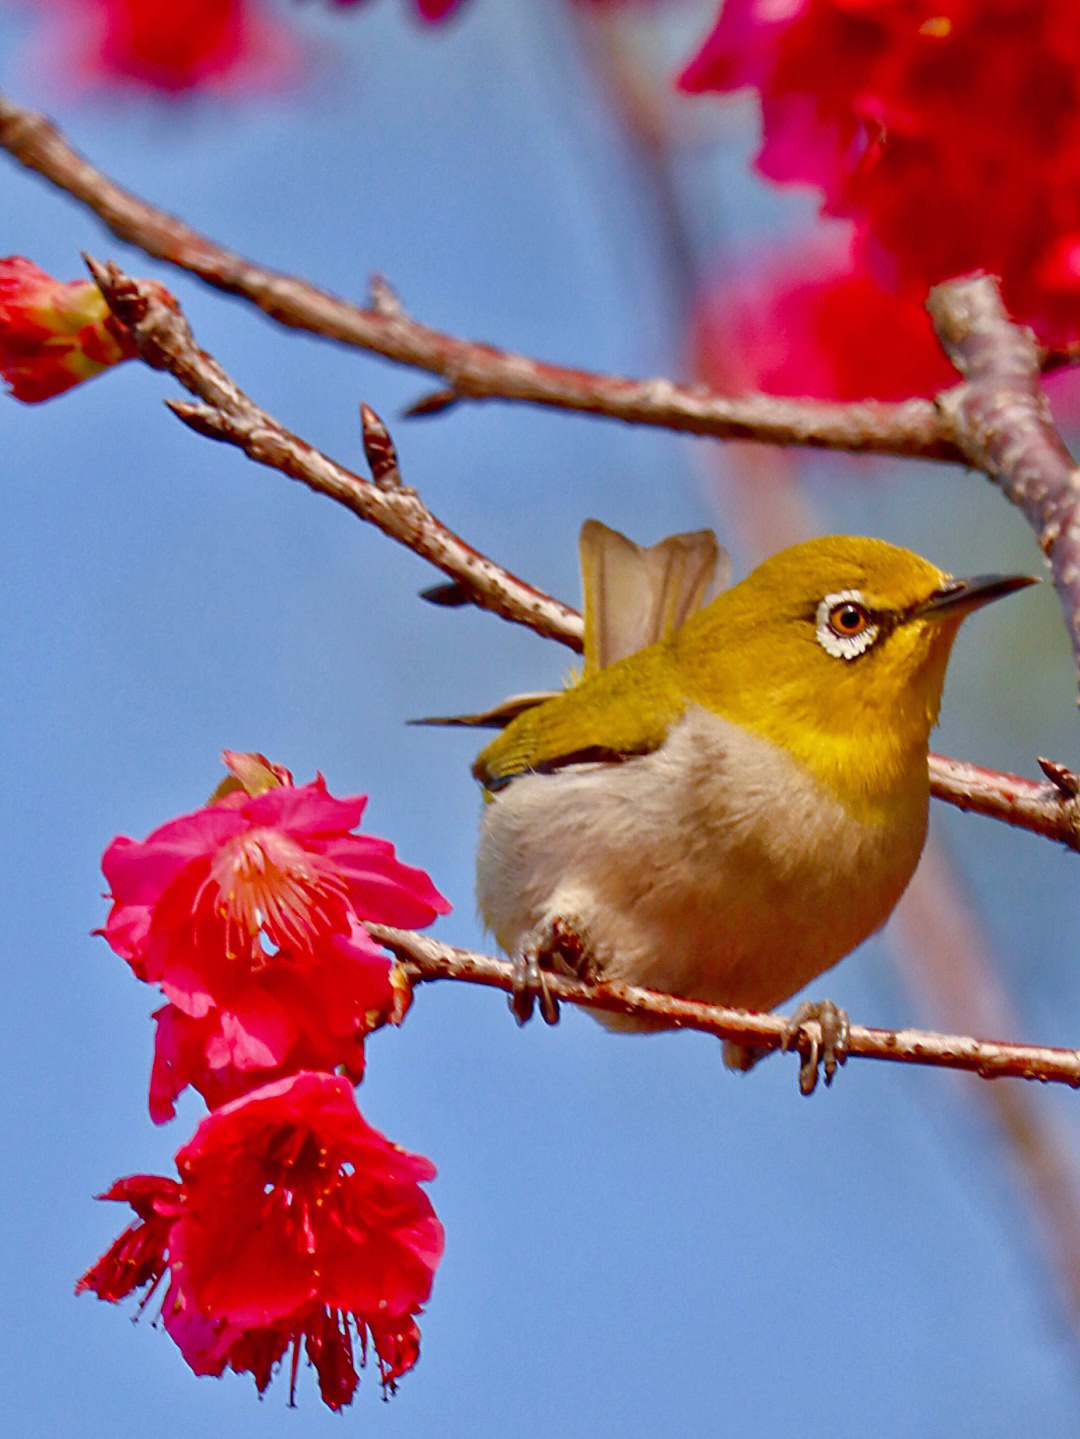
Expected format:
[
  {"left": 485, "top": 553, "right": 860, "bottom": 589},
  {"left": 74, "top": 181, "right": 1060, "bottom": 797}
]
[
  {"left": 370, "top": 925, "right": 1080, "bottom": 1090},
  {"left": 85, "top": 259, "right": 582, "bottom": 646},
  {"left": 928, "top": 276, "right": 1080, "bottom": 685},
  {"left": 0, "top": 91, "right": 956, "bottom": 457},
  {"left": 928, "top": 752, "right": 1080, "bottom": 851}
]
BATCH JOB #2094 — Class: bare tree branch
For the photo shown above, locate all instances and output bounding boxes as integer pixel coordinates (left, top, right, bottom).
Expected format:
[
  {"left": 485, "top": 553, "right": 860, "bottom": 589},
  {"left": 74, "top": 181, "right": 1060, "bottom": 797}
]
[
  {"left": 84, "top": 259, "right": 583, "bottom": 647},
  {"left": 0, "top": 91, "right": 956, "bottom": 458},
  {"left": 928, "top": 753, "right": 1080, "bottom": 852},
  {"left": 370, "top": 924, "right": 1080, "bottom": 1091},
  {"left": 87, "top": 262, "right": 1080, "bottom": 851},
  {"left": 928, "top": 276, "right": 1080, "bottom": 685},
  {"left": 9, "top": 102, "right": 1080, "bottom": 699}
]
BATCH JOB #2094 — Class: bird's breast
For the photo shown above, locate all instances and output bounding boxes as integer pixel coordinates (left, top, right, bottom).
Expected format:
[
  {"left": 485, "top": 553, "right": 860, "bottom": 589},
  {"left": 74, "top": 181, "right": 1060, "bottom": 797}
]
[{"left": 476, "top": 706, "right": 928, "bottom": 1013}]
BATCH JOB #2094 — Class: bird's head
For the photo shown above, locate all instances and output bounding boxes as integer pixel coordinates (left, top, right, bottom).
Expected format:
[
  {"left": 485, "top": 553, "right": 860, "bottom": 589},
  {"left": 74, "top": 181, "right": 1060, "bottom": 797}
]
[{"left": 679, "top": 535, "right": 1037, "bottom": 813}]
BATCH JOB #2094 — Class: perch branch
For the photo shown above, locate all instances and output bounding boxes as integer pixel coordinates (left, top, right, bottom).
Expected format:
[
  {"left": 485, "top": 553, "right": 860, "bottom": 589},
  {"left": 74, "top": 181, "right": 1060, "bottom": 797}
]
[
  {"left": 0, "top": 91, "right": 956, "bottom": 458},
  {"left": 370, "top": 925, "right": 1080, "bottom": 1091}
]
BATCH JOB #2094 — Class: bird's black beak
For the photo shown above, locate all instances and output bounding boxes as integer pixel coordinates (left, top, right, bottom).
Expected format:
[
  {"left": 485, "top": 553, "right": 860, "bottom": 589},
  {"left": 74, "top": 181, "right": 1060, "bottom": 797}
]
[{"left": 915, "top": 571, "right": 1039, "bottom": 619}]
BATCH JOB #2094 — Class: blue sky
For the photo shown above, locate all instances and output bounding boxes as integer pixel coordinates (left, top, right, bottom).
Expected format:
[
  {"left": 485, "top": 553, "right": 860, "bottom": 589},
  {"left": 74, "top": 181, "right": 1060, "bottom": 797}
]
[{"left": 3, "top": 3, "right": 1080, "bottom": 1436}]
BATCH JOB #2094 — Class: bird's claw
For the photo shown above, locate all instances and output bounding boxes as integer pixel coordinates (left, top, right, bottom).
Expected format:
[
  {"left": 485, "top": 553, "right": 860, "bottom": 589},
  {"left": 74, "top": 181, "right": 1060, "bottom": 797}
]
[
  {"left": 781, "top": 1000, "right": 850, "bottom": 1095},
  {"left": 507, "top": 917, "right": 593, "bottom": 1028},
  {"left": 509, "top": 942, "right": 561, "bottom": 1026}
]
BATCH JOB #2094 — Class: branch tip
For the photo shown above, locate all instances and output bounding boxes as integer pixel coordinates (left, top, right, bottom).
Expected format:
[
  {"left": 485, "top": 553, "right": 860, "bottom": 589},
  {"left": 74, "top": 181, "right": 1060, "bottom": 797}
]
[
  {"left": 1039, "top": 756, "right": 1080, "bottom": 797},
  {"left": 166, "top": 398, "right": 229, "bottom": 439},
  {"left": 403, "top": 387, "right": 460, "bottom": 419},
  {"left": 360, "top": 402, "right": 402, "bottom": 489},
  {"left": 84, "top": 253, "right": 137, "bottom": 319},
  {"left": 367, "top": 273, "right": 402, "bottom": 318},
  {"left": 419, "top": 579, "right": 473, "bottom": 608}
]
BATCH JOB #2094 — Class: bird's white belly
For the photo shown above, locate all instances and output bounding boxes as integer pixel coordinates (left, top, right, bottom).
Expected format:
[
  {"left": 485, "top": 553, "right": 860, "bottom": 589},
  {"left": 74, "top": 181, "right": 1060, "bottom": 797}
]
[{"left": 476, "top": 707, "right": 927, "bottom": 1014}]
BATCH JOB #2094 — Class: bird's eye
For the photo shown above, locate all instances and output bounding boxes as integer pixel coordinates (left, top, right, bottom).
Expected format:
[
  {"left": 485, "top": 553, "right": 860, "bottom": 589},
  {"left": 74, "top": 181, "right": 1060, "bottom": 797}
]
[
  {"left": 828, "top": 601, "right": 870, "bottom": 637},
  {"left": 815, "top": 591, "right": 880, "bottom": 661}
]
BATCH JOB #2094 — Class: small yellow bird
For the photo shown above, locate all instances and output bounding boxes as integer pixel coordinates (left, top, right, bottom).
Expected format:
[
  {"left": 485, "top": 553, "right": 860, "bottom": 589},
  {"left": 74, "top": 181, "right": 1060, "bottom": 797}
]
[{"left": 442, "top": 522, "right": 1034, "bottom": 1080}]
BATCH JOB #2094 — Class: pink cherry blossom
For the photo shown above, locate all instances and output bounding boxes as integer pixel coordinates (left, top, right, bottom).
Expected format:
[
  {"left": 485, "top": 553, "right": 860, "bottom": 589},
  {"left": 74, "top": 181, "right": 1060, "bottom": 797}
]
[
  {"left": 77, "top": 1074, "right": 443, "bottom": 1407},
  {"left": 100, "top": 752, "right": 448, "bottom": 1119}
]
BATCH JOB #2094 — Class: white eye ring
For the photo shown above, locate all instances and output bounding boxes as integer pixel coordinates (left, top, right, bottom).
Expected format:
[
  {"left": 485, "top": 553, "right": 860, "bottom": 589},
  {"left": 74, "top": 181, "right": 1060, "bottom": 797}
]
[{"left": 816, "top": 590, "right": 880, "bottom": 661}]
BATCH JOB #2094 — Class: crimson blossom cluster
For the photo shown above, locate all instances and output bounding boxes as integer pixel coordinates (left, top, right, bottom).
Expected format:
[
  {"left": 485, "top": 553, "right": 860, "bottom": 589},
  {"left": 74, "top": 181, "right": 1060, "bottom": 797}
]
[
  {"left": 683, "top": 0, "right": 1080, "bottom": 398},
  {"left": 77, "top": 750, "right": 451, "bottom": 1410}
]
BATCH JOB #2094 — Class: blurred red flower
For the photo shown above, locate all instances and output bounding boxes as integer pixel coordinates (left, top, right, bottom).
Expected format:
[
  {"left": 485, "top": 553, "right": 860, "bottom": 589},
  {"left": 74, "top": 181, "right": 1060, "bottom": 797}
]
[
  {"left": 329, "top": 0, "right": 467, "bottom": 16},
  {"left": 37, "top": 0, "right": 299, "bottom": 92},
  {"left": 0, "top": 256, "right": 174, "bottom": 402},
  {"left": 77, "top": 1073, "right": 443, "bottom": 1408},
  {"left": 680, "top": 0, "right": 1080, "bottom": 346},
  {"left": 691, "top": 226, "right": 957, "bottom": 401},
  {"left": 100, "top": 751, "right": 449, "bottom": 1120}
]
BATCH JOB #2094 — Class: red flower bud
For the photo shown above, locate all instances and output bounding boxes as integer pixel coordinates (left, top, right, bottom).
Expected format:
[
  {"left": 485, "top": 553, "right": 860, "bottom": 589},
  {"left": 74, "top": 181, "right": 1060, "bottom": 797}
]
[{"left": 0, "top": 257, "right": 170, "bottom": 402}]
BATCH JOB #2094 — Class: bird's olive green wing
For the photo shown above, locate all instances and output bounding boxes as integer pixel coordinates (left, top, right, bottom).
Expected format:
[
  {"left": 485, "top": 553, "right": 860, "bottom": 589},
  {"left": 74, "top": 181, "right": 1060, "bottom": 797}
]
[{"left": 472, "top": 640, "right": 684, "bottom": 790}]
